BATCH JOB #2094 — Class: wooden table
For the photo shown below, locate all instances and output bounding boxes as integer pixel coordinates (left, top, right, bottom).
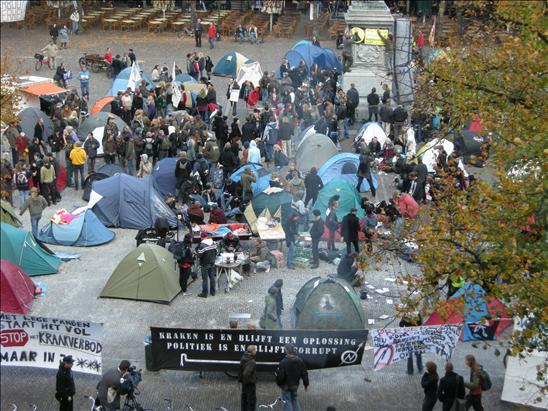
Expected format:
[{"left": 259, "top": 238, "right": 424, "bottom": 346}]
[
  {"left": 102, "top": 18, "right": 118, "bottom": 31},
  {"left": 147, "top": 20, "right": 167, "bottom": 32}
]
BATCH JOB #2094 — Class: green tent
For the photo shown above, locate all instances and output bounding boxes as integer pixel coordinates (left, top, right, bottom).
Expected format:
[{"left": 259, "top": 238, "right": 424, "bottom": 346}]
[
  {"left": 100, "top": 244, "right": 181, "bottom": 304},
  {"left": 292, "top": 276, "right": 366, "bottom": 330},
  {"left": 0, "top": 224, "right": 61, "bottom": 276},
  {"left": 244, "top": 187, "right": 293, "bottom": 233},
  {"left": 1, "top": 200, "right": 22, "bottom": 227},
  {"left": 311, "top": 180, "right": 365, "bottom": 220}
]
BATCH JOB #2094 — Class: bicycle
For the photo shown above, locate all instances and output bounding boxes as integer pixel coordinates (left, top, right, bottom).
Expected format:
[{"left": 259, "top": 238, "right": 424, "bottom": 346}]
[
  {"left": 34, "top": 53, "right": 54, "bottom": 71},
  {"left": 258, "top": 397, "right": 286, "bottom": 409}
]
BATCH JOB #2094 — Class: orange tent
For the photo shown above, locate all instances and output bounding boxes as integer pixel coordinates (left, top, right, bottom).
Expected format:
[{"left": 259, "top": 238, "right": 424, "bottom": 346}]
[
  {"left": 21, "top": 82, "right": 67, "bottom": 96},
  {"left": 90, "top": 96, "right": 114, "bottom": 115}
]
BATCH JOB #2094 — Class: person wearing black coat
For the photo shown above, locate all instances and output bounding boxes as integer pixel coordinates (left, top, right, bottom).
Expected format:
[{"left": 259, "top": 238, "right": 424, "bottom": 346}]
[
  {"left": 367, "top": 88, "right": 380, "bottom": 122},
  {"left": 238, "top": 346, "right": 258, "bottom": 411},
  {"left": 421, "top": 361, "right": 439, "bottom": 411},
  {"left": 55, "top": 356, "right": 75, "bottom": 411},
  {"left": 173, "top": 233, "right": 195, "bottom": 294},
  {"left": 357, "top": 150, "right": 376, "bottom": 197},
  {"left": 337, "top": 253, "right": 359, "bottom": 284},
  {"left": 241, "top": 116, "right": 257, "bottom": 145},
  {"left": 304, "top": 167, "right": 324, "bottom": 206},
  {"left": 402, "top": 171, "right": 425, "bottom": 203},
  {"left": 437, "top": 362, "right": 465, "bottom": 411},
  {"left": 219, "top": 142, "right": 238, "bottom": 178},
  {"left": 276, "top": 344, "right": 309, "bottom": 410},
  {"left": 272, "top": 279, "right": 284, "bottom": 327},
  {"left": 309, "top": 209, "right": 324, "bottom": 268},
  {"left": 341, "top": 208, "right": 360, "bottom": 255},
  {"left": 346, "top": 84, "right": 359, "bottom": 125}
]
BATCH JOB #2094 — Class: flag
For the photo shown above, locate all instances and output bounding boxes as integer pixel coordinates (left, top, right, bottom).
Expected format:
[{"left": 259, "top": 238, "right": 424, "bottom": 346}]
[
  {"left": 127, "top": 62, "right": 142, "bottom": 92},
  {"left": 428, "top": 16, "right": 436, "bottom": 47},
  {"left": 171, "top": 61, "right": 182, "bottom": 109}
]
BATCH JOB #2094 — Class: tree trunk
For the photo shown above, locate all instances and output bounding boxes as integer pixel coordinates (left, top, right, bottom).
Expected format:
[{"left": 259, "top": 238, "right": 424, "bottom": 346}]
[
  {"left": 190, "top": 0, "right": 196, "bottom": 23},
  {"left": 437, "top": 0, "right": 446, "bottom": 34}
]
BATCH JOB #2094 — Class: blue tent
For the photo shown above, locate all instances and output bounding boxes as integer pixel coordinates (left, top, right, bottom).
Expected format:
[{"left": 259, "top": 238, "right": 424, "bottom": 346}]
[
  {"left": 37, "top": 209, "right": 115, "bottom": 246},
  {"left": 91, "top": 174, "right": 177, "bottom": 229},
  {"left": 108, "top": 65, "right": 154, "bottom": 96},
  {"left": 280, "top": 40, "right": 342, "bottom": 77},
  {"left": 175, "top": 73, "right": 198, "bottom": 84},
  {"left": 230, "top": 163, "right": 271, "bottom": 194},
  {"left": 151, "top": 157, "right": 178, "bottom": 197},
  {"left": 212, "top": 51, "right": 254, "bottom": 78},
  {"left": 318, "top": 153, "right": 378, "bottom": 192}
]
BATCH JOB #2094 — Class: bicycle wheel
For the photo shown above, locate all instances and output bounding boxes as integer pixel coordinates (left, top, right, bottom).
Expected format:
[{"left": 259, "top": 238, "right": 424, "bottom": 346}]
[
  {"left": 34, "top": 59, "right": 42, "bottom": 71},
  {"left": 78, "top": 57, "right": 86, "bottom": 67},
  {"left": 91, "top": 62, "right": 101, "bottom": 73}
]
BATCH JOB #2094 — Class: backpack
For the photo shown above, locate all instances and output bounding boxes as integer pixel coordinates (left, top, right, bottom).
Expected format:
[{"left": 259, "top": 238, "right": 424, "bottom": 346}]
[
  {"left": 160, "top": 136, "right": 171, "bottom": 151},
  {"left": 480, "top": 368, "right": 492, "bottom": 391},
  {"left": 15, "top": 171, "right": 29, "bottom": 188},
  {"left": 145, "top": 138, "right": 154, "bottom": 152}
]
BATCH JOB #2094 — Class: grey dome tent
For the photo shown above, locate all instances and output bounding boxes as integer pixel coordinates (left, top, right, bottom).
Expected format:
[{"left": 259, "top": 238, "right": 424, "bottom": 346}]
[
  {"left": 292, "top": 276, "right": 366, "bottom": 330},
  {"left": 295, "top": 133, "right": 338, "bottom": 173},
  {"left": 90, "top": 174, "right": 177, "bottom": 229}
]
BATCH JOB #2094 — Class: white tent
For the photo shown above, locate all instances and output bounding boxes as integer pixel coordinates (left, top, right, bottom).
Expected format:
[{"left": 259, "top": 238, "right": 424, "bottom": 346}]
[
  {"left": 417, "top": 138, "right": 454, "bottom": 173},
  {"left": 355, "top": 122, "right": 389, "bottom": 147},
  {"left": 236, "top": 62, "right": 264, "bottom": 87}
]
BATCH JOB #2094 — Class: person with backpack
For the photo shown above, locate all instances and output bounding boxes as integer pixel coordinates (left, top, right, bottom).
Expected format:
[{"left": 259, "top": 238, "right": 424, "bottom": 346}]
[
  {"left": 19, "top": 187, "right": 49, "bottom": 237},
  {"left": 14, "top": 161, "right": 31, "bottom": 207},
  {"left": 262, "top": 115, "right": 279, "bottom": 163},
  {"left": 172, "top": 234, "right": 196, "bottom": 296},
  {"left": 464, "top": 355, "right": 489, "bottom": 411},
  {"left": 196, "top": 234, "right": 218, "bottom": 298},
  {"left": 192, "top": 153, "right": 209, "bottom": 187},
  {"left": 276, "top": 344, "right": 309, "bottom": 411},
  {"left": 438, "top": 362, "right": 465, "bottom": 411},
  {"left": 309, "top": 210, "right": 324, "bottom": 269},
  {"left": 158, "top": 130, "right": 171, "bottom": 160}
]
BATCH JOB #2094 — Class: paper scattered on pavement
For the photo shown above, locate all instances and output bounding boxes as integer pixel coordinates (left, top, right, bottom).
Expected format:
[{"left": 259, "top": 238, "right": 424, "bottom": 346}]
[
  {"left": 379, "top": 314, "right": 390, "bottom": 320},
  {"left": 386, "top": 299, "right": 393, "bottom": 305},
  {"left": 368, "top": 319, "right": 375, "bottom": 325}
]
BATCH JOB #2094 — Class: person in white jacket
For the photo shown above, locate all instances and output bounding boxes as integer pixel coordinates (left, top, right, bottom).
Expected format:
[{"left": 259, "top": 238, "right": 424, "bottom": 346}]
[{"left": 247, "top": 140, "right": 261, "bottom": 164}]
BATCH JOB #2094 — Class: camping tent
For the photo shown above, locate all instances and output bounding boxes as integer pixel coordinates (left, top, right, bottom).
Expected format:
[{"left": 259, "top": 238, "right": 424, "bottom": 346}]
[
  {"left": 175, "top": 73, "right": 198, "bottom": 84},
  {"left": 424, "top": 283, "right": 512, "bottom": 341},
  {"left": 108, "top": 64, "right": 154, "bottom": 96},
  {"left": 91, "top": 174, "right": 177, "bottom": 229},
  {"left": 77, "top": 112, "right": 127, "bottom": 140},
  {"left": 17, "top": 107, "right": 54, "bottom": 141},
  {"left": 0, "top": 224, "right": 61, "bottom": 276},
  {"left": 317, "top": 153, "right": 378, "bottom": 192},
  {"left": 230, "top": 163, "right": 271, "bottom": 194},
  {"left": 295, "top": 133, "right": 338, "bottom": 173},
  {"left": 292, "top": 276, "right": 365, "bottom": 329},
  {"left": 282, "top": 40, "right": 342, "bottom": 75},
  {"left": 151, "top": 157, "right": 178, "bottom": 197},
  {"left": 293, "top": 124, "right": 316, "bottom": 148},
  {"left": 312, "top": 180, "right": 365, "bottom": 220},
  {"left": 244, "top": 187, "right": 293, "bottom": 233},
  {"left": 236, "top": 61, "right": 264, "bottom": 87},
  {"left": 1, "top": 200, "right": 22, "bottom": 227},
  {"left": 37, "top": 209, "right": 115, "bottom": 246},
  {"left": 212, "top": 51, "right": 254, "bottom": 78},
  {"left": 0, "top": 260, "right": 35, "bottom": 314},
  {"left": 90, "top": 96, "right": 114, "bottom": 115},
  {"left": 82, "top": 164, "right": 125, "bottom": 201},
  {"left": 355, "top": 122, "right": 389, "bottom": 147},
  {"left": 413, "top": 138, "right": 454, "bottom": 172},
  {"left": 100, "top": 243, "right": 181, "bottom": 304}
]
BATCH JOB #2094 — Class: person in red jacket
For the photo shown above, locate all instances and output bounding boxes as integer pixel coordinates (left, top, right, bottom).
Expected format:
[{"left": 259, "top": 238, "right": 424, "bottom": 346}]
[
  {"left": 247, "top": 87, "right": 260, "bottom": 110},
  {"left": 208, "top": 23, "right": 217, "bottom": 49},
  {"left": 16, "top": 132, "right": 29, "bottom": 163},
  {"left": 104, "top": 47, "right": 112, "bottom": 64},
  {"left": 396, "top": 192, "right": 420, "bottom": 219}
]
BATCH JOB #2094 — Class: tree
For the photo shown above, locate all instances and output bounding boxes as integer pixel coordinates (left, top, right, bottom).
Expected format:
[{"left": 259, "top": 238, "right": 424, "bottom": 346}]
[
  {"left": 0, "top": 51, "right": 21, "bottom": 126},
  {"left": 398, "top": 1, "right": 547, "bottom": 359}
]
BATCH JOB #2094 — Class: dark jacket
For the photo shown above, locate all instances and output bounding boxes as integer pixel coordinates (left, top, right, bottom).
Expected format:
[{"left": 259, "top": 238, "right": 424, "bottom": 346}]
[
  {"left": 309, "top": 218, "right": 324, "bottom": 240},
  {"left": 304, "top": 173, "right": 323, "bottom": 196},
  {"left": 276, "top": 355, "right": 309, "bottom": 390},
  {"left": 196, "top": 239, "right": 217, "bottom": 266},
  {"left": 392, "top": 106, "right": 408, "bottom": 123},
  {"left": 56, "top": 364, "right": 75, "bottom": 399},
  {"left": 325, "top": 208, "right": 339, "bottom": 231},
  {"left": 437, "top": 371, "right": 465, "bottom": 411},
  {"left": 421, "top": 372, "right": 439, "bottom": 400},
  {"left": 238, "top": 352, "right": 257, "bottom": 384},
  {"left": 346, "top": 87, "right": 359, "bottom": 107},
  {"left": 337, "top": 254, "right": 357, "bottom": 283},
  {"left": 380, "top": 105, "right": 394, "bottom": 123},
  {"left": 175, "top": 158, "right": 192, "bottom": 181},
  {"left": 357, "top": 154, "right": 372, "bottom": 178},
  {"left": 241, "top": 121, "right": 257, "bottom": 144},
  {"left": 219, "top": 148, "right": 238, "bottom": 171},
  {"left": 367, "top": 92, "right": 380, "bottom": 107},
  {"left": 97, "top": 368, "right": 124, "bottom": 408},
  {"left": 341, "top": 213, "right": 360, "bottom": 242},
  {"left": 84, "top": 137, "right": 100, "bottom": 158}
]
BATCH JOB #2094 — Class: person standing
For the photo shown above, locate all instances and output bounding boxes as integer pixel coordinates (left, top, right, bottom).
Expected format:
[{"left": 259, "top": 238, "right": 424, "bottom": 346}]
[
  {"left": 367, "top": 88, "right": 380, "bottom": 123},
  {"left": 58, "top": 25, "right": 69, "bottom": 49},
  {"left": 69, "top": 142, "right": 86, "bottom": 190},
  {"left": 194, "top": 18, "right": 203, "bottom": 48},
  {"left": 41, "top": 41, "right": 58, "bottom": 67},
  {"left": 400, "top": 313, "right": 423, "bottom": 375},
  {"left": 357, "top": 148, "right": 376, "bottom": 197},
  {"left": 259, "top": 286, "right": 280, "bottom": 329},
  {"left": 174, "top": 234, "right": 195, "bottom": 296},
  {"left": 196, "top": 234, "right": 217, "bottom": 298},
  {"left": 276, "top": 344, "right": 309, "bottom": 411},
  {"left": 309, "top": 209, "right": 324, "bottom": 268},
  {"left": 40, "top": 160, "right": 56, "bottom": 206},
  {"left": 464, "top": 355, "right": 486, "bottom": 411},
  {"left": 5, "top": 121, "right": 20, "bottom": 165},
  {"left": 421, "top": 361, "right": 439, "bottom": 411},
  {"left": 124, "top": 135, "right": 135, "bottom": 176},
  {"left": 272, "top": 279, "right": 284, "bottom": 327},
  {"left": 97, "top": 360, "right": 132, "bottom": 411},
  {"left": 19, "top": 187, "right": 48, "bottom": 237},
  {"left": 207, "top": 22, "right": 217, "bottom": 49},
  {"left": 83, "top": 132, "right": 100, "bottom": 173},
  {"left": 380, "top": 98, "right": 394, "bottom": 135},
  {"left": 238, "top": 345, "right": 257, "bottom": 411},
  {"left": 55, "top": 355, "right": 75, "bottom": 411},
  {"left": 325, "top": 195, "right": 339, "bottom": 251},
  {"left": 240, "top": 166, "right": 256, "bottom": 203},
  {"left": 14, "top": 161, "right": 31, "bottom": 206},
  {"left": 77, "top": 65, "right": 90, "bottom": 98},
  {"left": 70, "top": 8, "right": 80, "bottom": 34},
  {"left": 341, "top": 208, "right": 360, "bottom": 255},
  {"left": 49, "top": 23, "right": 59, "bottom": 44},
  {"left": 437, "top": 362, "right": 465, "bottom": 411},
  {"left": 346, "top": 83, "right": 359, "bottom": 125}
]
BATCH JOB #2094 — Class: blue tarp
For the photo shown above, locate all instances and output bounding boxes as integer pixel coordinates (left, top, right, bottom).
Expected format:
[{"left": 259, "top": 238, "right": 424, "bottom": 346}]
[
  {"left": 318, "top": 152, "right": 378, "bottom": 192},
  {"left": 91, "top": 174, "right": 177, "bottom": 229},
  {"left": 38, "top": 209, "right": 115, "bottom": 246},
  {"left": 452, "top": 284, "right": 496, "bottom": 341},
  {"left": 175, "top": 73, "right": 198, "bottom": 84},
  {"left": 279, "top": 40, "right": 342, "bottom": 77},
  {"left": 108, "top": 65, "right": 154, "bottom": 96},
  {"left": 230, "top": 163, "right": 271, "bottom": 194},
  {"left": 151, "top": 157, "right": 178, "bottom": 197}
]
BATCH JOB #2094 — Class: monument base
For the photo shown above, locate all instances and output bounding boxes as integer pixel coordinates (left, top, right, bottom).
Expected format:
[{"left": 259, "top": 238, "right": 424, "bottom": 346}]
[{"left": 342, "top": 72, "right": 392, "bottom": 121}]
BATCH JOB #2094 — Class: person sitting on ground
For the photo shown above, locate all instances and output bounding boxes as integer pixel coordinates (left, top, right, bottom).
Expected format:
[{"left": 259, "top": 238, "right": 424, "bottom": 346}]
[
  {"left": 337, "top": 253, "right": 360, "bottom": 286},
  {"left": 187, "top": 201, "right": 205, "bottom": 225},
  {"left": 223, "top": 232, "right": 240, "bottom": 253},
  {"left": 249, "top": 238, "right": 272, "bottom": 273},
  {"left": 209, "top": 203, "right": 227, "bottom": 224}
]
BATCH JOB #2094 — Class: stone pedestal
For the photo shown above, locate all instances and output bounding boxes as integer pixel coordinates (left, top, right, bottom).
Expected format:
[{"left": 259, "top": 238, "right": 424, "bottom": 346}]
[{"left": 342, "top": 1, "right": 394, "bottom": 119}]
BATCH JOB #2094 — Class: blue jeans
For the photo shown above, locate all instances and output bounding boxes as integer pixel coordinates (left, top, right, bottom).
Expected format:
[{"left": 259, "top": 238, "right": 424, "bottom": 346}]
[
  {"left": 249, "top": 32, "right": 257, "bottom": 44},
  {"left": 286, "top": 239, "right": 295, "bottom": 267},
  {"left": 72, "top": 21, "right": 79, "bottom": 34},
  {"left": 407, "top": 352, "right": 423, "bottom": 375},
  {"left": 30, "top": 214, "right": 42, "bottom": 237},
  {"left": 343, "top": 118, "right": 350, "bottom": 139},
  {"left": 238, "top": 33, "right": 244, "bottom": 42},
  {"left": 80, "top": 82, "right": 89, "bottom": 97},
  {"left": 261, "top": 88, "right": 269, "bottom": 102},
  {"left": 265, "top": 144, "right": 274, "bottom": 162},
  {"left": 281, "top": 389, "right": 301, "bottom": 411},
  {"left": 208, "top": 37, "right": 214, "bottom": 49},
  {"left": 126, "top": 159, "right": 134, "bottom": 176},
  {"left": 201, "top": 266, "right": 216, "bottom": 295},
  {"left": 19, "top": 190, "right": 29, "bottom": 207}
]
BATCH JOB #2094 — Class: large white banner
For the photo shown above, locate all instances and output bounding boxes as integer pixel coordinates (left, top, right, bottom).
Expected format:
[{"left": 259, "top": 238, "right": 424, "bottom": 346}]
[
  {"left": 371, "top": 325, "right": 462, "bottom": 371},
  {"left": 1, "top": 1, "right": 28, "bottom": 23},
  {"left": 0, "top": 313, "right": 103, "bottom": 375}
]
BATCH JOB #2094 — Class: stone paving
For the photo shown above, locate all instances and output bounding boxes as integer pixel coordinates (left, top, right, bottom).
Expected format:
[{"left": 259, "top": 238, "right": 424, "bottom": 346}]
[{"left": 0, "top": 19, "right": 522, "bottom": 411}]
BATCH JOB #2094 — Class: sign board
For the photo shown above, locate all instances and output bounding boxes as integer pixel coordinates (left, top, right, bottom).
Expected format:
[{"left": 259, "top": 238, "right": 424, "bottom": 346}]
[
  {"left": 364, "top": 28, "right": 390, "bottom": 46},
  {"left": 0, "top": 313, "right": 103, "bottom": 375},
  {"left": 150, "top": 328, "right": 368, "bottom": 371},
  {"left": 371, "top": 325, "right": 461, "bottom": 371},
  {"left": 1, "top": 1, "right": 28, "bottom": 23}
]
